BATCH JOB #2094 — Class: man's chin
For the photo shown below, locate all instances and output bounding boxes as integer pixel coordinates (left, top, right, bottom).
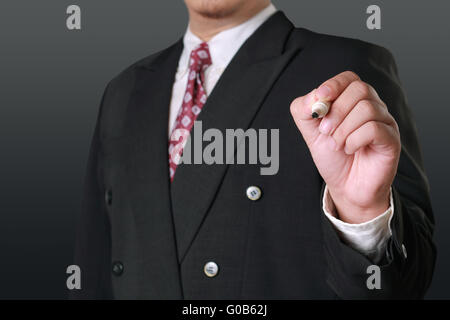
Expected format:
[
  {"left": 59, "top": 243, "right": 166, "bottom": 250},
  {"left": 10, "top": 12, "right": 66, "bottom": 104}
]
[
  {"left": 195, "top": 7, "right": 238, "bottom": 19},
  {"left": 190, "top": 0, "right": 243, "bottom": 19}
]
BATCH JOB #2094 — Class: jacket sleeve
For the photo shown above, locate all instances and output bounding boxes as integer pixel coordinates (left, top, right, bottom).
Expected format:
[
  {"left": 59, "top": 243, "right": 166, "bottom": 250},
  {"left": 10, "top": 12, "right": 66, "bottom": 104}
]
[
  {"left": 322, "top": 44, "right": 436, "bottom": 299},
  {"left": 69, "top": 85, "right": 113, "bottom": 299}
]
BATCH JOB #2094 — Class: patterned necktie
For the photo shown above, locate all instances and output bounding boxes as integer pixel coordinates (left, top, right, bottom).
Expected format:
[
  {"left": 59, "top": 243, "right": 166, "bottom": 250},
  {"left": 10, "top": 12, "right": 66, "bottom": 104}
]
[{"left": 168, "top": 42, "right": 212, "bottom": 181}]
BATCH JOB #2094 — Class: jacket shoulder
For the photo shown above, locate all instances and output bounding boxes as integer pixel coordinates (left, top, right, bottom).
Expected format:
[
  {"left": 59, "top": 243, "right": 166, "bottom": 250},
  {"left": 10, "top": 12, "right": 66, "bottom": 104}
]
[
  {"left": 105, "top": 41, "right": 181, "bottom": 92},
  {"left": 96, "top": 41, "right": 181, "bottom": 139},
  {"left": 289, "top": 27, "right": 395, "bottom": 67}
]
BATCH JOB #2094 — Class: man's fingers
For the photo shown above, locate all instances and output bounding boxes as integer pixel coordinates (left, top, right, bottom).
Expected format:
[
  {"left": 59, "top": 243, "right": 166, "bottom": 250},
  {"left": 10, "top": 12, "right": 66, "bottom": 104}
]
[
  {"left": 290, "top": 71, "right": 386, "bottom": 149},
  {"left": 318, "top": 81, "right": 381, "bottom": 136},
  {"left": 344, "top": 121, "right": 400, "bottom": 156},
  {"left": 290, "top": 71, "right": 366, "bottom": 124},
  {"left": 315, "top": 71, "right": 360, "bottom": 101},
  {"left": 331, "top": 99, "right": 394, "bottom": 150}
]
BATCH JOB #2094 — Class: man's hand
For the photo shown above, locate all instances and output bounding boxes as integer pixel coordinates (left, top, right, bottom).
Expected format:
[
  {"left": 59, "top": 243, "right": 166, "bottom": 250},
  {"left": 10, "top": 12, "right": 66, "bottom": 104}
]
[{"left": 290, "top": 71, "right": 401, "bottom": 224}]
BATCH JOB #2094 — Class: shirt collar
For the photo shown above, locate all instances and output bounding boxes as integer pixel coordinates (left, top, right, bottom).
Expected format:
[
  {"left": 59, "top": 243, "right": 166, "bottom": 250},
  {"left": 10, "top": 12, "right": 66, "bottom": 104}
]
[{"left": 178, "top": 3, "right": 277, "bottom": 72}]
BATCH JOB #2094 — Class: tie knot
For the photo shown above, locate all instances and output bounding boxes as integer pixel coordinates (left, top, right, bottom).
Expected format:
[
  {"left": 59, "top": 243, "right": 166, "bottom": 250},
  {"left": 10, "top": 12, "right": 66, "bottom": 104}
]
[{"left": 189, "top": 42, "right": 212, "bottom": 72}]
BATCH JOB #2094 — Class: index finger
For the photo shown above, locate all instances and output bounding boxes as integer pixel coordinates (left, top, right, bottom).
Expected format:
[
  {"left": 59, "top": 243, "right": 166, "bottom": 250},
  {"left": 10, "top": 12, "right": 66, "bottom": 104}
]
[
  {"left": 289, "top": 71, "right": 361, "bottom": 123},
  {"left": 315, "top": 71, "right": 360, "bottom": 101}
]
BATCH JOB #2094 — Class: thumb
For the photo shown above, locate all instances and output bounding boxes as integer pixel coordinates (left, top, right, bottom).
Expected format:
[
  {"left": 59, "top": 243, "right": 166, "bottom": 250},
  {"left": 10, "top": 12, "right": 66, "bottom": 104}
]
[{"left": 290, "top": 89, "right": 322, "bottom": 146}]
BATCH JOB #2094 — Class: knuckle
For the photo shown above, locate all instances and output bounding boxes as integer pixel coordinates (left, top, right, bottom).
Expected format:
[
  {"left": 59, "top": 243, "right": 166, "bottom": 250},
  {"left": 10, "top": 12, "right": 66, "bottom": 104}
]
[
  {"left": 367, "top": 121, "right": 380, "bottom": 134},
  {"left": 324, "top": 78, "right": 340, "bottom": 92},
  {"left": 385, "top": 112, "right": 397, "bottom": 127},
  {"left": 352, "top": 80, "right": 371, "bottom": 97},
  {"left": 358, "top": 100, "right": 377, "bottom": 118},
  {"left": 387, "top": 124, "right": 401, "bottom": 154},
  {"left": 342, "top": 70, "right": 360, "bottom": 81},
  {"left": 379, "top": 99, "right": 388, "bottom": 110}
]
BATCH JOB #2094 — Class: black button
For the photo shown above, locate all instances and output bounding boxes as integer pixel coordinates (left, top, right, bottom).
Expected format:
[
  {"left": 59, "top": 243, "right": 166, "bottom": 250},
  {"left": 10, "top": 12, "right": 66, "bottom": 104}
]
[
  {"left": 112, "top": 261, "right": 124, "bottom": 276},
  {"left": 105, "top": 189, "right": 112, "bottom": 206}
]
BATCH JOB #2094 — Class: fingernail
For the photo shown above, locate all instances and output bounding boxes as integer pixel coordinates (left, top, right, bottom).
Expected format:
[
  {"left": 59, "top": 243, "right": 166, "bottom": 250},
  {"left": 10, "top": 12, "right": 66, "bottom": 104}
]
[
  {"left": 316, "top": 85, "right": 331, "bottom": 100},
  {"left": 319, "top": 118, "right": 332, "bottom": 135},
  {"left": 344, "top": 145, "right": 351, "bottom": 154}
]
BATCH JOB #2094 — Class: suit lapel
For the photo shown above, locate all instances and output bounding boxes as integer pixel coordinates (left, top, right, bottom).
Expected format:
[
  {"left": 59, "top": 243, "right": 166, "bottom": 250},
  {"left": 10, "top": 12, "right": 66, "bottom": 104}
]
[
  {"left": 171, "top": 12, "right": 303, "bottom": 262},
  {"left": 124, "top": 41, "right": 184, "bottom": 298}
]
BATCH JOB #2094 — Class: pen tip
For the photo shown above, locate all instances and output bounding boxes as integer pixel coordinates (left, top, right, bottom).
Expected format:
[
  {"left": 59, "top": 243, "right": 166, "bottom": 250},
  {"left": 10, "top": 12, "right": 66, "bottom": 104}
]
[{"left": 311, "top": 112, "right": 319, "bottom": 119}]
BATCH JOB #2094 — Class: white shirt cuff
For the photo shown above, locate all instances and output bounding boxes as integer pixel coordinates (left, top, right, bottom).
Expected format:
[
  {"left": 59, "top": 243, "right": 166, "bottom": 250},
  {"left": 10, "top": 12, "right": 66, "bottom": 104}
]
[{"left": 322, "top": 185, "right": 394, "bottom": 263}]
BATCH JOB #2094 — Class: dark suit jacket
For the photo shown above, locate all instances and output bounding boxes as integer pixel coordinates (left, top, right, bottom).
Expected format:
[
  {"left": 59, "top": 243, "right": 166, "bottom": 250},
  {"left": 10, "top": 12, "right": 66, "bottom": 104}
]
[{"left": 73, "top": 12, "right": 436, "bottom": 299}]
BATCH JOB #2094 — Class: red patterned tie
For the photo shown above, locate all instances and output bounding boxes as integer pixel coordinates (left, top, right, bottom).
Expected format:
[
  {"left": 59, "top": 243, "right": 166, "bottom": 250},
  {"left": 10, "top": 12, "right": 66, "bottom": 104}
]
[{"left": 168, "top": 42, "right": 212, "bottom": 181}]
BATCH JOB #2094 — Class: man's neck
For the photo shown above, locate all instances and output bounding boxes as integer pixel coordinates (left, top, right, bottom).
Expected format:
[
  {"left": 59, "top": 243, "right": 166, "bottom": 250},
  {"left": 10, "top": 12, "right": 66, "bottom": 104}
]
[{"left": 187, "top": 1, "right": 271, "bottom": 42}]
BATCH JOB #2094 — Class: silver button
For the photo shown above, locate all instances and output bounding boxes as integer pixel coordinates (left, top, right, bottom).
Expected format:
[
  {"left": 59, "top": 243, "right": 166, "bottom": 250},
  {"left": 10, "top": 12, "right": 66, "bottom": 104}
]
[
  {"left": 246, "top": 186, "right": 262, "bottom": 201},
  {"left": 204, "top": 261, "right": 219, "bottom": 278},
  {"left": 402, "top": 244, "right": 407, "bottom": 259}
]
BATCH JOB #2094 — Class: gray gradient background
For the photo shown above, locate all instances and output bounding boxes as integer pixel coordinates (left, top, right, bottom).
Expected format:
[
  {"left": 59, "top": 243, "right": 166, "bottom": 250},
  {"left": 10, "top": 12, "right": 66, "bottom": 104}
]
[{"left": 0, "top": 0, "right": 448, "bottom": 299}]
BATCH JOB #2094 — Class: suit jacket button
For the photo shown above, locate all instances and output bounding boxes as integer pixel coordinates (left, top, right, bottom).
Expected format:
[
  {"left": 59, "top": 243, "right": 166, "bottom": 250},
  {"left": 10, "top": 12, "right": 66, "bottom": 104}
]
[
  {"left": 105, "top": 189, "right": 112, "bottom": 206},
  {"left": 246, "top": 186, "right": 262, "bottom": 201},
  {"left": 112, "top": 261, "right": 124, "bottom": 276},
  {"left": 204, "top": 261, "right": 219, "bottom": 278}
]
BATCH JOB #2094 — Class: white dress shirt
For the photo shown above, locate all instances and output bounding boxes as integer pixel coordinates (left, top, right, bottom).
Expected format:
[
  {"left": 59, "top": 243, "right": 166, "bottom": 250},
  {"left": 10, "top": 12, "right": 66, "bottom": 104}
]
[{"left": 168, "top": 3, "right": 394, "bottom": 263}]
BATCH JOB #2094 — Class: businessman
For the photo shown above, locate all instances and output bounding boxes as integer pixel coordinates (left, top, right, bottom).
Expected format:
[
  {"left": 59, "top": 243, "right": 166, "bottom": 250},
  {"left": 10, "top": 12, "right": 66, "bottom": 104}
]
[{"left": 74, "top": 0, "right": 436, "bottom": 299}]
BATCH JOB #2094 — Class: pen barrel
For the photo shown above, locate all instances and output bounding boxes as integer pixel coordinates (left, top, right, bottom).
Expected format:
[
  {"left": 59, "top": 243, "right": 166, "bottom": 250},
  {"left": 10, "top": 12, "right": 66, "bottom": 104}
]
[{"left": 311, "top": 101, "right": 330, "bottom": 118}]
